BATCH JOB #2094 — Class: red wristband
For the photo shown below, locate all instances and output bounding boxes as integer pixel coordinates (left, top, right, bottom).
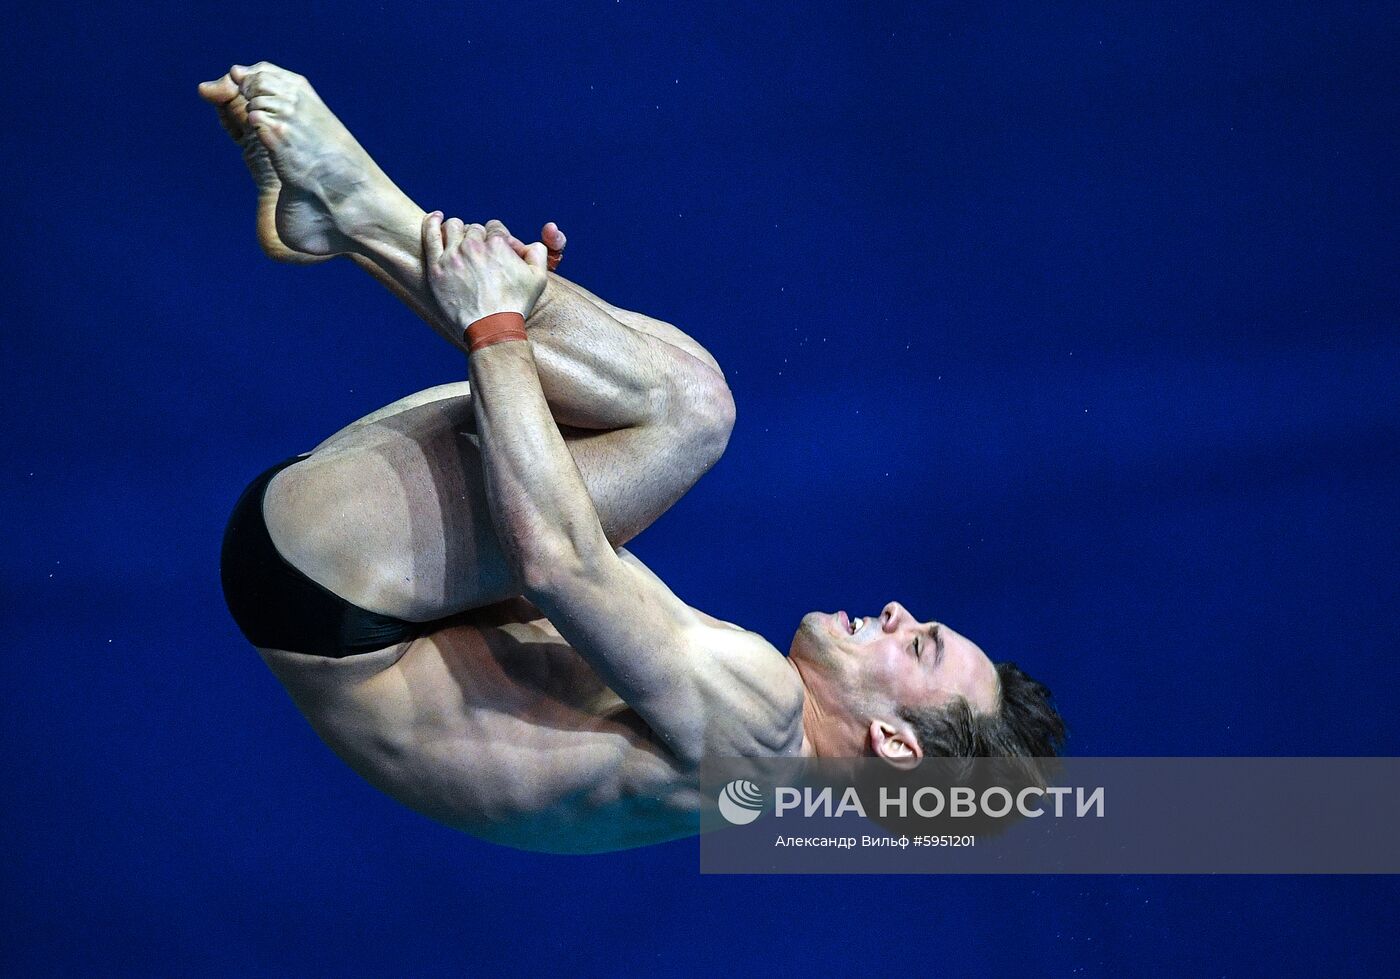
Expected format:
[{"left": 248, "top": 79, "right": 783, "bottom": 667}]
[{"left": 465, "top": 311, "right": 528, "bottom": 352}]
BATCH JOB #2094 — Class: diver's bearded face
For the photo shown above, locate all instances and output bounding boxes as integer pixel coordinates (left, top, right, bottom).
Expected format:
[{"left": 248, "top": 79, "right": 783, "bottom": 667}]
[{"left": 790, "top": 603, "right": 1000, "bottom": 716}]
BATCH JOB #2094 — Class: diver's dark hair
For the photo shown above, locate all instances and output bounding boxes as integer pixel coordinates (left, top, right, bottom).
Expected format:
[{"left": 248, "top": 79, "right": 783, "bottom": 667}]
[{"left": 898, "top": 662, "right": 1066, "bottom": 784}]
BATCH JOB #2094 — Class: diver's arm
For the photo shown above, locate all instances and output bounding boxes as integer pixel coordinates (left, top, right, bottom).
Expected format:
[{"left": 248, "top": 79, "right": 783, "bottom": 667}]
[{"left": 422, "top": 213, "right": 712, "bottom": 760}]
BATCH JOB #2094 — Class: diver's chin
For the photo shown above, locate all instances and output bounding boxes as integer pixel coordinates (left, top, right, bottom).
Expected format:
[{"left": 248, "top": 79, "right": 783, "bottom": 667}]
[{"left": 791, "top": 613, "right": 839, "bottom": 666}]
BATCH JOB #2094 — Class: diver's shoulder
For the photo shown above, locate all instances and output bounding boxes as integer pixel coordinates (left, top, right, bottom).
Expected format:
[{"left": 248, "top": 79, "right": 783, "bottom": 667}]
[{"left": 691, "top": 623, "right": 805, "bottom": 756}]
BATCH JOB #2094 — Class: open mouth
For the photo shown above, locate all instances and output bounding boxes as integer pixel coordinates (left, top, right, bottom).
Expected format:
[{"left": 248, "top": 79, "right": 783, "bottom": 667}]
[{"left": 836, "top": 611, "right": 866, "bottom": 636}]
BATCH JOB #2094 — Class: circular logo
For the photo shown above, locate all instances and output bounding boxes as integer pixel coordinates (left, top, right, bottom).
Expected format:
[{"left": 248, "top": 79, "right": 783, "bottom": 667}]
[{"left": 717, "top": 779, "right": 764, "bottom": 825}]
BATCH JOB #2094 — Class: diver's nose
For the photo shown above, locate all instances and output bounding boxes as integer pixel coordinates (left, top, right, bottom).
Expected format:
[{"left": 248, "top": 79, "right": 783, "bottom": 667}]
[{"left": 880, "top": 602, "right": 904, "bottom": 632}]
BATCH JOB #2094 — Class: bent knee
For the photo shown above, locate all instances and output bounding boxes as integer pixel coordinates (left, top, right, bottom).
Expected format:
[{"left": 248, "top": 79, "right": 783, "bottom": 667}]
[{"left": 670, "top": 366, "right": 736, "bottom": 471}]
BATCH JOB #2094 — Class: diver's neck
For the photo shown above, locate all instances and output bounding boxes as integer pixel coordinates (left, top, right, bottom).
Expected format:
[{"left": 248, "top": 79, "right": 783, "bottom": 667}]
[{"left": 788, "top": 657, "right": 860, "bottom": 758}]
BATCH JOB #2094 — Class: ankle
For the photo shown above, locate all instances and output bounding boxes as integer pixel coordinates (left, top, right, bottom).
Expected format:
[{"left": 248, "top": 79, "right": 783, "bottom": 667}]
[{"left": 339, "top": 198, "right": 421, "bottom": 257}]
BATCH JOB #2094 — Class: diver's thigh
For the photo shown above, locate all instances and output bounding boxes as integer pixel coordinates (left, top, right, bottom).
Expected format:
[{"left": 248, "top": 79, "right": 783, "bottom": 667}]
[
  {"left": 552, "top": 275, "right": 724, "bottom": 377},
  {"left": 265, "top": 393, "right": 515, "bottom": 622},
  {"left": 310, "top": 381, "right": 475, "bottom": 452}
]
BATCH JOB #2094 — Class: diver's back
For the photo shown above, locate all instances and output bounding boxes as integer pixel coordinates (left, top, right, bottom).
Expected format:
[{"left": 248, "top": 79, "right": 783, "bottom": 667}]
[{"left": 257, "top": 601, "right": 702, "bottom": 853}]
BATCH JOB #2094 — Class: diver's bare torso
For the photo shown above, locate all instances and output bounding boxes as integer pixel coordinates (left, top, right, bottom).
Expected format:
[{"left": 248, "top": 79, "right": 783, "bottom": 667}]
[
  {"left": 258, "top": 595, "right": 804, "bottom": 854},
  {"left": 200, "top": 60, "right": 809, "bottom": 852}
]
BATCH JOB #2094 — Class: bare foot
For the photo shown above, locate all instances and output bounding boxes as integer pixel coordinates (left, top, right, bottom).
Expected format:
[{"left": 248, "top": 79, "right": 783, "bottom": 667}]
[
  {"left": 197, "top": 73, "right": 331, "bottom": 264},
  {"left": 225, "top": 62, "right": 402, "bottom": 259}
]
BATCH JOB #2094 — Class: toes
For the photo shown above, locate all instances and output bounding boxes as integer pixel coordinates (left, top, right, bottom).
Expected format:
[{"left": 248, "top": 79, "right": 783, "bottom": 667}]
[
  {"left": 198, "top": 75, "right": 239, "bottom": 104},
  {"left": 245, "top": 110, "right": 285, "bottom": 145},
  {"left": 250, "top": 61, "right": 300, "bottom": 79},
  {"left": 239, "top": 70, "right": 273, "bottom": 99},
  {"left": 245, "top": 95, "right": 284, "bottom": 117},
  {"left": 214, "top": 105, "right": 248, "bottom": 140},
  {"left": 201, "top": 73, "right": 253, "bottom": 136},
  {"left": 229, "top": 93, "right": 255, "bottom": 131},
  {"left": 236, "top": 65, "right": 284, "bottom": 98},
  {"left": 234, "top": 62, "right": 308, "bottom": 101}
]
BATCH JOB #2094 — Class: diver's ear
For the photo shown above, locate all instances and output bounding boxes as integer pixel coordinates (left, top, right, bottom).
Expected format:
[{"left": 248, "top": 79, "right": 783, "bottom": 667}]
[{"left": 869, "top": 719, "right": 923, "bottom": 770}]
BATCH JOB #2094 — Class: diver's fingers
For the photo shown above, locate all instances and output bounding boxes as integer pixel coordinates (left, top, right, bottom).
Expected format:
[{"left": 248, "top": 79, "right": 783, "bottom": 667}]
[
  {"left": 443, "top": 217, "right": 466, "bottom": 253},
  {"left": 521, "top": 241, "right": 549, "bottom": 271},
  {"left": 541, "top": 222, "right": 566, "bottom": 270},
  {"left": 422, "top": 211, "right": 445, "bottom": 264}
]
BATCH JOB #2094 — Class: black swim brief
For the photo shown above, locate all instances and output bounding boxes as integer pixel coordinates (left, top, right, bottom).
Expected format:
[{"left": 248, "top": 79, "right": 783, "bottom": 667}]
[{"left": 220, "top": 455, "right": 420, "bottom": 657}]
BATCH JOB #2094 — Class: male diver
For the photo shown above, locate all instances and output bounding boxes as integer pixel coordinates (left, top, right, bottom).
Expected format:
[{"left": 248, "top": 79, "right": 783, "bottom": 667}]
[{"left": 204, "top": 63, "right": 1064, "bottom": 853}]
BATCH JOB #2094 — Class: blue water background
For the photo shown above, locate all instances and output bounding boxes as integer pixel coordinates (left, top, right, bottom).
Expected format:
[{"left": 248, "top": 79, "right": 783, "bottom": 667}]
[{"left": 3, "top": 1, "right": 1397, "bottom": 974}]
